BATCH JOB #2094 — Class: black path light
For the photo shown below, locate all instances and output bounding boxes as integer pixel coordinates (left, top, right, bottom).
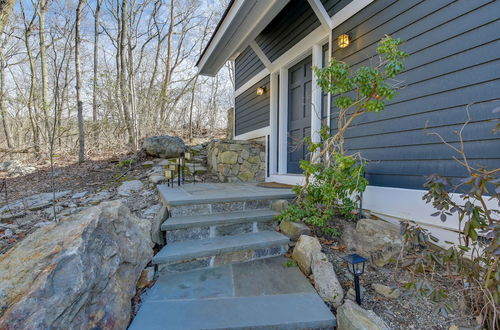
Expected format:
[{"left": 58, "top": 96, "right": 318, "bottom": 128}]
[{"left": 342, "top": 253, "right": 368, "bottom": 305}]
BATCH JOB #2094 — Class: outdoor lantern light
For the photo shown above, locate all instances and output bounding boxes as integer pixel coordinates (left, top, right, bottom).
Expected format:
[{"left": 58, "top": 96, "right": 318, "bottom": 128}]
[
  {"left": 342, "top": 253, "right": 367, "bottom": 305},
  {"left": 185, "top": 152, "right": 191, "bottom": 161},
  {"left": 256, "top": 86, "right": 266, "bottom": 96},
  {"left": 169, "top": 164, "right": 176, "bottom": 171},
  {"left": 338, "top": 33, "right": 350, "bottom": 48}
]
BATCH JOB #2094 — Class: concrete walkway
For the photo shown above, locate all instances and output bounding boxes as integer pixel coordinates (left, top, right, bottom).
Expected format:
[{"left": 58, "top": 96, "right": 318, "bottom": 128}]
[{"left": 130, "top": 257, "right": 336, "bottom": 329}]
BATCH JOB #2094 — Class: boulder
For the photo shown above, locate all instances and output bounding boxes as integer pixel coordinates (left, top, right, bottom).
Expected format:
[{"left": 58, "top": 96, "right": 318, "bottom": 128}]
[
  {"left": 337, "top": 300, "right": 390, "bottom": 330},
  {"left": 117, "top": 180, "right": 144, "bottom": 196},
  {"left": 311, "top": 252, "right": 344, "bottom": 307},
  {"left": 271, "top": 199, "right": 290, "bottom": 212},
  {"left": 372, "top": 284, "right": 401, "bottom": 299},
  {"left": 151, "top": 205, "right": 169, "bottom": 245},
  {"left": 351, "top": 218, "right": 402, "bottom": 267},
  {"left": 142, "top": 135, "right": 185, "bottom": 159},
  {"left": 280, "top": 220, "right": 311, "bottom": 240},
  {"left": 346, "top": 287, "right": 366, "bottom": 302},
  {"left": 0, "top": 160, "right": 36, "bottom": 175},
  {"left": 0, "top": 201, "right": 153, "bottom": 329},
  {"left": 292, "top": 235, "right": 322, "bottom": 275},
  {"left": 149, "top": 175, "right": 165, "bottom": 184}
]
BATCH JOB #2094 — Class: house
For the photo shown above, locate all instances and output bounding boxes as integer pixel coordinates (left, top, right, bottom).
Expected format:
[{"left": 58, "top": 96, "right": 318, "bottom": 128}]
[{"left": 197, "top": 0, "right": 500, "bottom": 243}]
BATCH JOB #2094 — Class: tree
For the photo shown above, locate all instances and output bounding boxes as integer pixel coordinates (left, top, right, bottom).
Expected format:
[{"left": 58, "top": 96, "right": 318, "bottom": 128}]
[
  {"left": 0, "top": 0, "right": 16, "bottom": 35},
  {"left": 75, "top": 0, "right": 85, "bottom": 162}
]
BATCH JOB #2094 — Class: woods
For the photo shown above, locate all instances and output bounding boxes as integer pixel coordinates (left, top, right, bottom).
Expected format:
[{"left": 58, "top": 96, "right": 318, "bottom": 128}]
[{"left": 0, "top": 0, "right": 233, "bottom": 157}]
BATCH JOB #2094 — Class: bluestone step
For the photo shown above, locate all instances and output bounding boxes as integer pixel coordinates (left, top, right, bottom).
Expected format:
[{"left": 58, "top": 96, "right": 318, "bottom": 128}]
[
  {"left": 153, "top": 231, "right": 289, "bottom": 264},
  {"left": 161, "top": 209, "right": 278, "bottom": 231},
  {"left": 129, "top": 293, "right": 336, "bottom": 330},
  {"left": 158, "top": 183, "right": 294, "bottom": 207}
]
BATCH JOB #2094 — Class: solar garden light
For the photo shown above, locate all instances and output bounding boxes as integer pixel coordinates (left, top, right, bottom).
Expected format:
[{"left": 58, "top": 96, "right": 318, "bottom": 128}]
[
  {"left": 168, "top": 164, "right": 176, "bottom": 188},
  {"left": 342, "top": 253, "right": 368, "bottom": 305},
  {"left": 165, "top": 169, "right": 173, "bottom": 187},
  {"left": 184, "top": 152, "right": 195, "bottom": 184}
]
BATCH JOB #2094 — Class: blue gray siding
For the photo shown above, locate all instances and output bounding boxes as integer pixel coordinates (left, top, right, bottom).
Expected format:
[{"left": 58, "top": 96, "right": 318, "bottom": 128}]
[
  {"left": 255, "top": 0, "right": 321, "bottom": 62},
  {"left": 320, "top": 0, "right": 354, "bottom": 17},
  {"left": 235, "top": 46, "right": 265, "bottom": 90},
  {"left": 330, "top": 0, "right": 500, "bottom": 190},
  {"left": 235, "top": 75, "right": 270, "bottom": 136}
]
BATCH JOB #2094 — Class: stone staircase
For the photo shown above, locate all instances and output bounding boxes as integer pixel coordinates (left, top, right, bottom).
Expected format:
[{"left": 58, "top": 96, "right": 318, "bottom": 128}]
[
  {"left": 154, "top": 184, "right": 293, "bottom": 273},
  {"left": 131, "top": 183, "right": 336, "bottom": 329}
]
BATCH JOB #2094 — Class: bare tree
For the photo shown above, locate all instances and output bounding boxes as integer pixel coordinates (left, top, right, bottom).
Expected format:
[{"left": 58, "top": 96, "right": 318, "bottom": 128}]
[
  {"left": 0, "top": 0, "right": 16, "bottom": 35},
  {"left": 92, "top": 0, "right": 102, "bottom": 148},
  {"left": 75, "top": 0, "right": 85, "bottom": 162}
]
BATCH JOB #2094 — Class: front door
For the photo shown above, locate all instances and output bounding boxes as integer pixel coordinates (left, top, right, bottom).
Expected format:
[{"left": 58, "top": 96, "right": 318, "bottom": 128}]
[{"left": 287, "top": 56, "right": 312, "bottom": 174}]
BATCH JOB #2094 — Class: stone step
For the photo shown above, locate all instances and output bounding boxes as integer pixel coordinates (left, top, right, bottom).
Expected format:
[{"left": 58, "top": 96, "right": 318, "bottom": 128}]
[
  {"left": 161, "top": 209, "right": 278, "bottom": 231},
  {"left": 158, "top": 183, "right": 295, "bottom": 208},
  {"left": 129, "top": 293, "right": 335, "bottom": 330},
  {"left": 153, "top": 231, "right": 289, "bottom": 265}
]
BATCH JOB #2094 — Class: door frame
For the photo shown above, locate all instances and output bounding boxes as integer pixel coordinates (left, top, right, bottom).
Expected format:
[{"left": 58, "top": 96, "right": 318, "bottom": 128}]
[{"left": 273, "top": 40, "right": 327, "bottom": 175}]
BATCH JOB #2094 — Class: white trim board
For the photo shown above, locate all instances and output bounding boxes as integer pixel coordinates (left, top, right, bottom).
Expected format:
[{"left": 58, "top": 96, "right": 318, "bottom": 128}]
[{"left": 234, "top": 126, "right": 270, "bottom": 140}]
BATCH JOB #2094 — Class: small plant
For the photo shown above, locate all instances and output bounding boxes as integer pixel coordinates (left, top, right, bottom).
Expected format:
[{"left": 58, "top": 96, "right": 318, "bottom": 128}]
[
  {"left": 283, "top": 259, "right": 297, "bottom": 268},
  {"left": 116, "top": 159, "right": 135, "bottom": 168},
  {"left": 279, "top": 36, "right": 408, "bottom": 234}
]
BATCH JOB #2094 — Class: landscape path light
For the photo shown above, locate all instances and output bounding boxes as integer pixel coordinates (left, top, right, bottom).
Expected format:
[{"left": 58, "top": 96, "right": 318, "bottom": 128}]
[{"left": 342, "top": 253, "right": 367, "bottom": 305}]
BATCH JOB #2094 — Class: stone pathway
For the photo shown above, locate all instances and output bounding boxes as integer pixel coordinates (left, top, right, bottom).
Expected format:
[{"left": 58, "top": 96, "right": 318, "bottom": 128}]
[
  {"left": 130, "top": 257, "right": 335, "bottom": 329},
  {"left": 131, "top": 183, "right": 336, "bottom": 329}
]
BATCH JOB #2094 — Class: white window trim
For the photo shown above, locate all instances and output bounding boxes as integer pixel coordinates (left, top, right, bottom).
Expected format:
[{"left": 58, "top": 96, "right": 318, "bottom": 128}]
[{"left": 233, "top": 126, "right": 270, "bottom": 141}]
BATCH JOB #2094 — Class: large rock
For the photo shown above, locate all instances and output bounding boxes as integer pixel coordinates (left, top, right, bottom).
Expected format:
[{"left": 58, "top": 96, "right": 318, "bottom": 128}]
[
  {"left": 292, "top": 235, "right": 322, "bottom": 275},
  {"left": 337, "top": 300, "right": 390, "bottom": 330},
  {"left": 311, "top": 252, "right": 344, "bottom": 307},
  {"left": 142, "top": 135, "right": 185, "bottom": 159},
  {"left": 280, "top": 220, "right": 311, "bottom": 240},
  {"left": 351, "top": 218, "right": 403, "bottom": 267},
  {"left": 0, "top": 201, "right": 153, "bottom": 329},
  {"left": 372, "top": 284, "right": 401, "bottom": 299},
  {"left": 0, "top": 160, "right": 36, "bottom": 175},
  {"left": 117, "top": 180, "right": 144, "bottom": 196}
]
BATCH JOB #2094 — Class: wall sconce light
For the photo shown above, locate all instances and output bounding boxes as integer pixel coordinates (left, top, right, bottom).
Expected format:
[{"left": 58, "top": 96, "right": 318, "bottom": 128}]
[
  {"left": 342, "top": 253, "right": 367, "bottom": 305},
  {"left": 338, "top": 33, "right": 351, "bottom": 48},
  {"left": 256, "top": 87, "right": 266, "bottom": 96}
]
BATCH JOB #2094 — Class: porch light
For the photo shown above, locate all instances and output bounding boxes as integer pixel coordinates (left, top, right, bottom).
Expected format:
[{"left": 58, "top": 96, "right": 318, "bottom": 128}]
[
  {"left": 256, "top": 87, "right": 266, "bottom": 96},
  {"left": 338, "top": 34, "right": 350, "bottom": 48},
  {"left": 342, "top": 253, "right": 367, "bottom": 305}
]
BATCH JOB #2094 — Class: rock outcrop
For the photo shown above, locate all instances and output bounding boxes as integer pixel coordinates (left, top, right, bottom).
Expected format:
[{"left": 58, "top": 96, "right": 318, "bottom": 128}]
[
  {"left": 292, "top": 235, "right": 322, "bottom": 275},
  {"left": 280, "top": 220, "right": 311, "bottom": 241},
  {"left": 0, "top": 201, "right": 153, "bottom": 329},
  {"left": 337, "top": 300, "right": 390, "bottom": 330},
  {"left": 142, "top": 135, "right": 185, "bottom": 159},
  {"left": 351, "top": 218, "right": 403, "bottom": 267},
  {"left": 311, "top": 252, "right": 344, "bottom": 307}
]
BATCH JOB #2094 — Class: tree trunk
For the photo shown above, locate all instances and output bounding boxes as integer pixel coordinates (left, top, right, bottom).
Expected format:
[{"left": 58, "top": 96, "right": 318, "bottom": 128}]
[
  {"left": 38, "top": 0, "right": 50, "bottom": 143},
  {"left": 119, "top": 0, "right": 135, "bottom": 147},
  {"left": 92, "top": 0, "right": 101, "bottom": 148},
  {"left": 75, "top": 0, "right": 85, "bottom": 162},
  {"left": 0, "top": 62, "right": 12, "bottom": 148},
  {"left": 0, "top": 0, "right": 16, "bottom": 35},
  {"left": 158, "top": 0, "right": 174, "bottom": 123}
]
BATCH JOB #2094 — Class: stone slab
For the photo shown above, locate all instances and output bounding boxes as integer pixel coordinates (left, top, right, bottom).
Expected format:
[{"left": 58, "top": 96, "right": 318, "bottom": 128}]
[
  {"left": 153, "top": 231, "right": 289, "bottom": 264},
  {"left": 129, "top": 293, "right": 336, "bottom": 330},
  {"left": 161, "top": 209, "right": 278, "bottom": 231},
  {"left": 158, "top": 183, "right": 294, "bottom": 207},
  {"left": 232, "top": 256, "right": 315, "bottom": 296},
  {"left": 145, "top": 266, "right": 233, "bottom": 301}
]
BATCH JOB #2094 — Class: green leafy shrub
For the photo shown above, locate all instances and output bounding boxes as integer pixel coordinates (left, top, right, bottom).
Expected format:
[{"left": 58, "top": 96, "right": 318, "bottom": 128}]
[{"left": 278, "top": 36, "right": 408, "bottom": 234}]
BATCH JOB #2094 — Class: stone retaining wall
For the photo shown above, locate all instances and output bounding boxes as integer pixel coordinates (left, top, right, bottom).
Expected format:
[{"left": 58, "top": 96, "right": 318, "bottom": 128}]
[{"left": 207, "top": 140, "right": 265, "bottom": 182}]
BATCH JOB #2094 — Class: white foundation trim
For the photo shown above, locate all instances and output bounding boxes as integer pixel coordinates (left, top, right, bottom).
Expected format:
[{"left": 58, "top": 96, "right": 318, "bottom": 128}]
[
  {"left": 267, "top": 174, "right": 305, "bottom": 186},
  {"left": 233, "top": 126, "right": 270, "bottom": 140}
]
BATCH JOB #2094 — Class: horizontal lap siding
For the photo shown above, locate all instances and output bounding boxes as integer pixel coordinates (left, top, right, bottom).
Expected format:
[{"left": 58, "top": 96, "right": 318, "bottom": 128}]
[
  {"left": 235, "top": 46, "right": 265, "bottom": 90},
  {"left": 255, "top": 0, "right": 321, "bottom": 62},
  {"left": 329, "top": 0, "right": 500, "bottom": 190},
  {"left": 321, "top": 0, "right": 354, "bottom": 17},
  {"left": 235, "top": 76, "right": 270, "bottom": 136}
]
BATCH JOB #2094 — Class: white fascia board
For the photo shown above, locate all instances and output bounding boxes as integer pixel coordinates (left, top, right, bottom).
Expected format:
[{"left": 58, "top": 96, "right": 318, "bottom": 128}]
[
  {"left": 233, "top": 126, "right": 270, "bottom": 141},
  {"left": 198, "top": 0, "right": 290, "bottom": 77},
  {"left": 307, "top": 0, "right": 333, "bottom": 30}
]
